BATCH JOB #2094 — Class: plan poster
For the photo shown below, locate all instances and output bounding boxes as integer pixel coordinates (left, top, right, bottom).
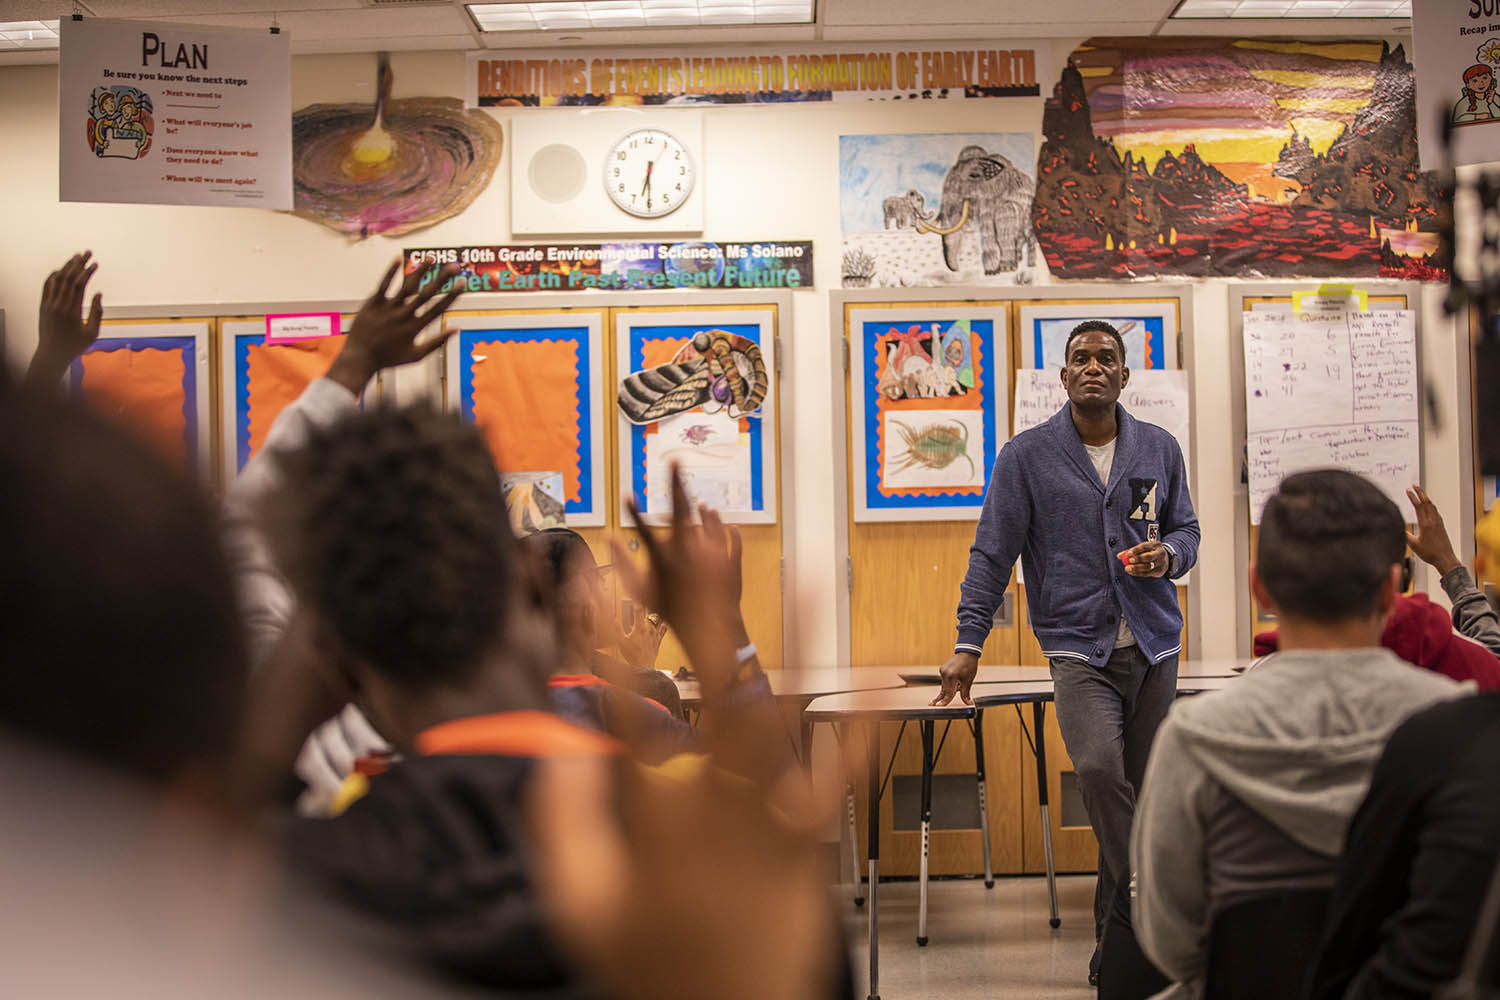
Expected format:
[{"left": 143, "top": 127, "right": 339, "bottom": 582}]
[
  {"left": 1243, "top": 310, "right": 1420, "bottom": 523},
  {"left": 60, "top": 18, "right": 291, "bottom": 208}
]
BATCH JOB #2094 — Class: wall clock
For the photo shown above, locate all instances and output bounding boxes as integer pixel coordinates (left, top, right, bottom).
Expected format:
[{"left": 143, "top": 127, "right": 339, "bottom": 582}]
[
  {"left": 510, "top": 111, "right": 704, "bottom": 236},
  {"left": 604, "top": 127, "right": 696, "bottom": 219}
]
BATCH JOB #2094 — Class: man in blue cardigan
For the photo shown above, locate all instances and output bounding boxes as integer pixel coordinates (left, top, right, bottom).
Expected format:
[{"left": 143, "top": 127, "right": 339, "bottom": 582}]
[{"left": 932, "top": 320, "right": 1199, "bottom": 979}]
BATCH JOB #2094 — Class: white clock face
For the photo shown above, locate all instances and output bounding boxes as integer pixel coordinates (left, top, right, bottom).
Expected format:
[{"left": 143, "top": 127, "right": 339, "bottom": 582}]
[{"left": 604, "top": 128, "right": 695, "bottom": 219}]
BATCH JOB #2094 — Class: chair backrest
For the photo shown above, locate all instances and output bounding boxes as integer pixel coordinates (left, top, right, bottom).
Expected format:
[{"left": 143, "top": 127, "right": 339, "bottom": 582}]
[{"left": 1205, "top": 890, "right": 1331, "bottom": 1000}]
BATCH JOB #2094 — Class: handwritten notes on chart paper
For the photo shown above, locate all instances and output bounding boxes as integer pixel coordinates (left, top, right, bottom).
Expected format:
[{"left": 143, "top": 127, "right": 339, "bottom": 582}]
[
  {"left": 1012, "top": 368, "right": 1193, "bottom": 479},
  {"left": 1243, "top": 310, "right": 1419, "bottom": 524}
]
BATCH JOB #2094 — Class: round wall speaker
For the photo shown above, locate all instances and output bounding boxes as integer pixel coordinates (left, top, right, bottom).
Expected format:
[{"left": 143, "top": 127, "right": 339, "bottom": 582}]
[{"left": 527, "top": 143, "right": 587, "bottom": 204}]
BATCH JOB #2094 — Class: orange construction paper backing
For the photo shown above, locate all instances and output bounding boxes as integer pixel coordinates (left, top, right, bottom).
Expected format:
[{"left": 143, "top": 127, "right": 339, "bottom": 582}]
[
  {"left": 245, "top": 336, "right": 346, "bottom": 459},
  {"left": 470, "top": 339, "right": 583, "bottom": 502},
  {"left": 79, "top": 347, "right": 189, "bottom": 468}
]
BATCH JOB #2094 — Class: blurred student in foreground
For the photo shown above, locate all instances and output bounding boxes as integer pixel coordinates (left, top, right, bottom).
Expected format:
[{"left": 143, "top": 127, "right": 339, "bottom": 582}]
[
  {"left": 244, "top": 388, "right": 844, "bottom": 996},
  {"left": 0, "top": 253, "right": 445, "bottom": 998},
  {"left": 1131, "top": 470, "right": 1468, "bottom": 999}
]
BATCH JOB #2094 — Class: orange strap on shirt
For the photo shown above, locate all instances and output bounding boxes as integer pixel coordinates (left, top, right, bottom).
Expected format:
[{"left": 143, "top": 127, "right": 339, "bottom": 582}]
[{"left": 415, "top": 710, "right": 621, "bottom": 758}]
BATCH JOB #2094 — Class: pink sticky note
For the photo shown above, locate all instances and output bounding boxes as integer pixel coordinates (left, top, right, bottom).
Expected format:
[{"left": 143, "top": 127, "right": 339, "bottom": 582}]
[{"left": 265, "top": 312, "right": 340, "bottom": 345}]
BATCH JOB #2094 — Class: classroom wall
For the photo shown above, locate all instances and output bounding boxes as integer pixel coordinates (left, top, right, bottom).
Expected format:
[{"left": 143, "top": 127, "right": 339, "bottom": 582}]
[{"left": 0, "top": 41, "right": 1475, "bottom": 666}]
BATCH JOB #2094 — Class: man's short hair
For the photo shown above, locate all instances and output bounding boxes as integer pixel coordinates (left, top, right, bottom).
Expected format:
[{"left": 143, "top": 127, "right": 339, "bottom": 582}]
[
  {"left": 1257, "top": 469, "right": 1405, "bottom": 622},
  {"left": 1063, "top": 320, "right": 1126, "bottom": 365},
  {"left": 273, "top": 406, "right": 515, "bottom": 691},
  {"left": 0, "top": 390, "right": 246, "bottom": 782},
  {"left": 522, "top": 527, "right": 596, "bottom": 595}
]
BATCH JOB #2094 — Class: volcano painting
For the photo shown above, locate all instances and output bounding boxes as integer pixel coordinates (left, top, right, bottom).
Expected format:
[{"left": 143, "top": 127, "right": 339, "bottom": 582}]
[{"left": 1033, "top": 38, "right": 1444, "bottom": 281}]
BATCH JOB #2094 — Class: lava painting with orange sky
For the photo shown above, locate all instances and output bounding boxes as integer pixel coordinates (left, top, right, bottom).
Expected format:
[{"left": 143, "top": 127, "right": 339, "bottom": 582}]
[{"left": 1032, "top": 38, "right": 1443, "bottom": 280}]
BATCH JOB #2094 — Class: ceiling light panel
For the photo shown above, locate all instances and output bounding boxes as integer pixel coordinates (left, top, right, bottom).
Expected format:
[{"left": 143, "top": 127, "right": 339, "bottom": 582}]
[
  {"left": 1172, "top": 0, "right": 1409, "bottom": 15},
  {"left": 467, "top": 0, "right": 812, "bottom": 30},
  {"left": 0, "top": 19, "right": 58, "bottom": 49}
]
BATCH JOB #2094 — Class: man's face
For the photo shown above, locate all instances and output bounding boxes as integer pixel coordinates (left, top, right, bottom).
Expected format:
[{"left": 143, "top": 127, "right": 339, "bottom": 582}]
[{"left": 1061, "top": 330, "right": 1128, "bottom": 408}]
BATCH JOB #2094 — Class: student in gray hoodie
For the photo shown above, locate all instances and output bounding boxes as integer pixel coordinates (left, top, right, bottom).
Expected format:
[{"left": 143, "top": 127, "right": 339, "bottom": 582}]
[{"left": 1131, "top": 469, "right": 1468, "bottom": 999}]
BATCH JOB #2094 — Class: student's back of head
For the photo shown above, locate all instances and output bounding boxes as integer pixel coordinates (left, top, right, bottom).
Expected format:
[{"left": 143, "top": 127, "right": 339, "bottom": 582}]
[
  {"left": 1256, "top": 469, "right": 1406, "bottom": 624},
  {"left": 0, "top": 388, "right": 246, "bottom": 784},
  {"left": 271, "top": 405, "right": 553, "bottom": 739}
]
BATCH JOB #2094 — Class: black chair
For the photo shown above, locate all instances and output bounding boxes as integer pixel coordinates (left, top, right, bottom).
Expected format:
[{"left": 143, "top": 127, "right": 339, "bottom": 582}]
[{"left": 1204, "top": 889, "right": 1330, "bottom": 1000}]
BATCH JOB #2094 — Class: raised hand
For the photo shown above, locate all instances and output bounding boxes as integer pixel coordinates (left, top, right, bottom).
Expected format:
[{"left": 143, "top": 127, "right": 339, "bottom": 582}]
[
  {"left": 1406, "top": 484, "right": 1462, "bottom": 575},
  {"left": 614, "top": 601, "right": 669, "bottom": 669},
  {"left": 27, "top": 251, "right": 103, "bottom": 388},
  {"left": 326, "top": 259, "right": 462, "bottom": 395},
  {"left": 612, "top": 466, "right": 742, "bottom": 695},
  {"left": 528, "top": 750, "right": 837, "bottom": 1000}
]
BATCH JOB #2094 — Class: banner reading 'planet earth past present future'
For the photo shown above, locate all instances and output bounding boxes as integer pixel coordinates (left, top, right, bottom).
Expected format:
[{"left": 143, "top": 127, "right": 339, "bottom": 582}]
[{"left": 404, "top": 241, "right": 814, "bottom": 293}]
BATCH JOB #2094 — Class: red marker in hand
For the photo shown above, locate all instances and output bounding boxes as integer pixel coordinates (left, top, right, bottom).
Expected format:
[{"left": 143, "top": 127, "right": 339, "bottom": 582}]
[{"left": 1118, "top": 550, "right": 1132, "bottom": 568}]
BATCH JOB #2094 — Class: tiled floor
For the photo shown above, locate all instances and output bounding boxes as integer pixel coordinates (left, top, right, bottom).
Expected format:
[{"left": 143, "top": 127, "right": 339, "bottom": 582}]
[{"left": 841, "top": 875, "right": 1098, "bottom": 999}]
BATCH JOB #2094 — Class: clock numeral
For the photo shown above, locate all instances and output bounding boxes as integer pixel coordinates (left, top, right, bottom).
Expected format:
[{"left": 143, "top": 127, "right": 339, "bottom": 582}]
[
  {"left": 675, "top": 182, "right": 682, "bottom": 191},
  {"left": 675, "top": 151, "right": 682, "bottom": 159},
  {"left": 613, "top": 167, "right": 620, "bottom": 177},
  {"left": 617, "top": 151, "right": 626, "bottom": 161},
  {"left": 662, "top": 193, "right": 670, "bottom": 204},
  {"left": 629, "top": 140, "right": 638, "bottom": 149},
  {"left": 679, "top": 166, "right": 686, "bottom": 175},
  {"left": 618, "top": 182, "right": 625, "bottom": 192}
]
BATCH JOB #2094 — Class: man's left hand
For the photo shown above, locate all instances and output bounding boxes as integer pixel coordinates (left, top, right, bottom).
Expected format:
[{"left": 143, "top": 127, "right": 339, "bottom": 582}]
[{"left": 1120, "top": 540, "right": 1171, "bottom": 578}]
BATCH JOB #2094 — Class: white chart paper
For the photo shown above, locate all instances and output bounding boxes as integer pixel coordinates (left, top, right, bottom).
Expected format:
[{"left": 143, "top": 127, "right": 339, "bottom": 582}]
[{"left": 1243, "top": 310, "right": 1419, "bottom": 523}]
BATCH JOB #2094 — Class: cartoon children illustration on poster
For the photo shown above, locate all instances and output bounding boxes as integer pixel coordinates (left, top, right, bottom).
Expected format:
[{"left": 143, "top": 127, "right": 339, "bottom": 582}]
[
  {"left": 88, "top": 86, "right": 154, "bottom": 160},
  {"left": 1454, "top": 63, "right": 1500, "bottom": 125}
]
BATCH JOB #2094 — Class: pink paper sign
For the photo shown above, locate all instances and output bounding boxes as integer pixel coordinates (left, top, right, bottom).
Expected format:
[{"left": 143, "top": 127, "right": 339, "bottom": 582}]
[{"left": 265, "top": 312, "right": 340, "bottom": 345}]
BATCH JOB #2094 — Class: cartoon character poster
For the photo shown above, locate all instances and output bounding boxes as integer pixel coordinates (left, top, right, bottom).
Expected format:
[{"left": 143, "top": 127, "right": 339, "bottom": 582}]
[
  {"left": 446, "top": 312, "right": 607, "bottom": 527},
  {"left": 87, "top": 86, "right": 154, "bottom": 160},
  {"left": 1033, "top": 38, "right": 1443, "bottom": 281},
  {"left": 839, "top": 133, "right": 1038, "bottom": 289},
  {"left": 1414, "top": 4, "right": 1500, "bottom": 168},
  {"left": 59, "top": 17, "right": 291, "bottom": 208},
  {"left": 847, "top": 304, "right": 1009, "bottom": 522},
  {"left": 615, "top": 308, "right": 777, "bottom": 525}
]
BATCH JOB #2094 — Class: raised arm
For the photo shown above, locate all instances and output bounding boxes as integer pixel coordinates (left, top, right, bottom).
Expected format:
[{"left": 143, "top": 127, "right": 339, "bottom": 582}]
[
  {"left": 25, "top": 251, "right": 103, "bottom": 391},
  {"left": 1406, "top": 485, "right": 1500, "bottom": 659},
  {"left": 224, "top": 259, "right": 461, "bottom": 669}
]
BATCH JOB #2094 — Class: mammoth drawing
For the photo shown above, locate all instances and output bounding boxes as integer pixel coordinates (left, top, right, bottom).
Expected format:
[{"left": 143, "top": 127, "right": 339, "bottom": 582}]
[
  {"left": 882, "top": 189, "right": 928, "bottom": 229},
  {"left": 915, "top": 145, "right": 1035, "bottom": 274}
]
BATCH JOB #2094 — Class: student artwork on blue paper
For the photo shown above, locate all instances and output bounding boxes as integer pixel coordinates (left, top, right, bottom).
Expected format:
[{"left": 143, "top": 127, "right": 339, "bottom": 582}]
[
  {"left": 615, "top": 309, "right": 778, "bottom": 525},
  {"left": 846, "top": 304, "right": 1010, "bottom": 522}
]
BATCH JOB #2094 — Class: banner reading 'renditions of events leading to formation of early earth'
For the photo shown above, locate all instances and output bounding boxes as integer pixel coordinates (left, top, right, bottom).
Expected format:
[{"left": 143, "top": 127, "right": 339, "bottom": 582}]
[
  {"left": 405, "top": 242, "right": 814, "bottom": 292},
  {"left": 466, "top": 42, "right": 1048, "bottom": 107},
  {"left": 59, "top": 17, "right": 291, "bottom": 208}
]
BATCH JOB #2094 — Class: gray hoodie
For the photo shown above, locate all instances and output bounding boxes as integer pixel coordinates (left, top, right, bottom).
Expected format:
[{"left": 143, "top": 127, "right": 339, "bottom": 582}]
[{"left": 1131, "top": 648, "right": 1468, "bottom": 989}]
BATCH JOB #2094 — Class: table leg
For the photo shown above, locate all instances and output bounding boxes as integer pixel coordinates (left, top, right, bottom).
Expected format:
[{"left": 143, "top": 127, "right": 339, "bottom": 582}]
[
  {"left": 972, "top": 707, "right": 994, "bottom": 889},
  {"left": 866, "top": 721, "right": 881, "bottom": 1000},
  {"left": 918, "top": 720, "right": 933, "bottom": 946},
  {"left": 1033, "top": 700, "right": 1061, "bottom": 929},
  {"left": 844, "top": 723, "right": 864, "bottom": 908},
  {"left": 800, "top": 716, "right": 814, "bottom": 772}
]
